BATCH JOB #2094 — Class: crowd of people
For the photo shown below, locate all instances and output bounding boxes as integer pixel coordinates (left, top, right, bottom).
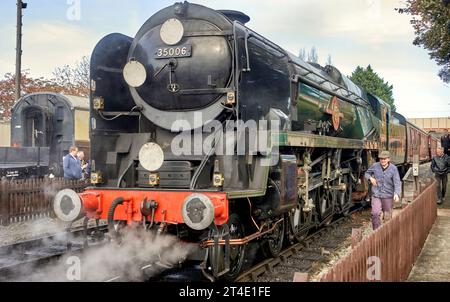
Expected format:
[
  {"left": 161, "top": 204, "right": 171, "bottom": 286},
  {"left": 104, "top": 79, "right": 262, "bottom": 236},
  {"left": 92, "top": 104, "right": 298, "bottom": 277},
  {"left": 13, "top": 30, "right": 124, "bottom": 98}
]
[{"left": 63, "top": 146, "right": 89, "bottom": 181}]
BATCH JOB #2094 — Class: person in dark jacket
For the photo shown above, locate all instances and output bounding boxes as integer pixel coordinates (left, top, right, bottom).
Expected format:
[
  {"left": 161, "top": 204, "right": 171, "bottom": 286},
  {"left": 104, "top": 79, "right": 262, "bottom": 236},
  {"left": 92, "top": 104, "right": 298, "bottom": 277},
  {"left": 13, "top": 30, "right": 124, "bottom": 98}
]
[
  {"left": 365, "top": 151, "right": 402, "bottom": 230},
  {"left": 77, "top": 150, "right": 89, "bottom": 180},
  {"left": 441, "top": 130, "right": 450, "bottom": 156},
  {"left": 63, "top": 146, "right": 82, "bottom": 180},
  {"left": 431, "top": 147, "right": 450, "bottom": 204}
]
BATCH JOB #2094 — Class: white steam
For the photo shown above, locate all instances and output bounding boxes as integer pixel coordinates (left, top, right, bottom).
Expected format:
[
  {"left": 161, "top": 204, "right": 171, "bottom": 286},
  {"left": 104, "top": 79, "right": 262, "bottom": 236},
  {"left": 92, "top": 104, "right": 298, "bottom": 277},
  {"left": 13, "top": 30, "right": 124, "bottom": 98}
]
[{"left": 12, "top": 228, "right": 196, "bottom": 282}]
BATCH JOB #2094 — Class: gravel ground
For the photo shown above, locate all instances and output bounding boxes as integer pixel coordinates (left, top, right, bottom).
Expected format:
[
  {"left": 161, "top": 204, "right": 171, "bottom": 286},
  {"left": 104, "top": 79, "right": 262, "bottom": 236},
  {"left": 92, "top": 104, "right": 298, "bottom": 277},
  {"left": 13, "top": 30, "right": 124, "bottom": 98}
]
[
  {"left": 309, "top": 210, "right": 373, "bottom": 281},
  {"left": 0, "top": 218, "right": 107, "bottom": 246},
  {"left": 254, "top": 208, "right": 374, "bottom": 282}
]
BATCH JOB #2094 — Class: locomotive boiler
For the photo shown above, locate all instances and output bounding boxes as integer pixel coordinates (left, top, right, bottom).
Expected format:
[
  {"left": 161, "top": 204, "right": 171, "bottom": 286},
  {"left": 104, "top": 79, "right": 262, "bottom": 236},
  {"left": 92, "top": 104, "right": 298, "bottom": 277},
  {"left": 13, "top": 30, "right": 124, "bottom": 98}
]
[{"left": 53, "top": 2, "right": 437, "bottom": 280}]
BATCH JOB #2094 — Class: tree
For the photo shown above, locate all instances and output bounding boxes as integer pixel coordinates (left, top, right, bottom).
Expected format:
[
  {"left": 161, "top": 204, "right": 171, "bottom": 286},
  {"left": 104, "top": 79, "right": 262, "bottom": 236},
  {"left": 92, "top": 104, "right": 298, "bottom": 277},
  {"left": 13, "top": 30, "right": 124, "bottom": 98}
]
[
  {"left": 53, "top": 56, "right": 90, "bottom": 90},
  {"left": 350, "top": 65, "right": 396, "bottom": 111},
  {"left": 397, "top": 0, "right": 450, "bottom": 83},
  {"left": 0, "top": 56, "right": 90, "bottom": 121},
  {"left": 308, "top": 46, "right": 319, "bottom": 64}
]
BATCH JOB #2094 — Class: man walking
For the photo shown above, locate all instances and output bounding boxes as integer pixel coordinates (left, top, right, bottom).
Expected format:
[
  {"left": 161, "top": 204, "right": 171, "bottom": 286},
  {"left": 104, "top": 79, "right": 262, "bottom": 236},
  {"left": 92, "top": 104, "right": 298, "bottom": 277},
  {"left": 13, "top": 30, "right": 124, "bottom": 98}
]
[
  {"left": 431, "top": 147, "right": 450, "bottom": 205},
  {"left": 365, "top": 151, "right": 402, "bottom": 230},
  {"left": 63, "top": 146, "right": 82, "bottom": 180}
]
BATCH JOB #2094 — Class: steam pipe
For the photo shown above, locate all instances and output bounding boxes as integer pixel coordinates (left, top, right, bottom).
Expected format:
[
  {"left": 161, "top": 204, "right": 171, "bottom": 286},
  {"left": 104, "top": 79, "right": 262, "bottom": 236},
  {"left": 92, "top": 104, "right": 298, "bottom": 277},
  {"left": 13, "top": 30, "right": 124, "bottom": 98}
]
[{"left": 107, "top": 197, "right": 125, "bottom": 236}]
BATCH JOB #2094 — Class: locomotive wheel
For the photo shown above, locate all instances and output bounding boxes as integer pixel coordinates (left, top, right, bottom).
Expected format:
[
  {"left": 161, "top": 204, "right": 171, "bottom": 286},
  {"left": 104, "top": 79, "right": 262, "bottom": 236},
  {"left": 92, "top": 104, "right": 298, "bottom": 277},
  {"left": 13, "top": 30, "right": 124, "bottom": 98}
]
[
  {"left": 292, "top": 189, "right": 316, "bottom": 242},
  {"left": 288, "top": 207, "right": 311, "bottom": 243},
  {"left": 338, "top": 175, "right": 353, "bottom": 216},
  {"left": 209, "top": 213, "right": 246, "bottom": 281},
  {"left": 316, "top": 186, "right": 334, "bottom": 226},
  {"left": 262, "top": 217, "right": 285, "bottom": 258}
]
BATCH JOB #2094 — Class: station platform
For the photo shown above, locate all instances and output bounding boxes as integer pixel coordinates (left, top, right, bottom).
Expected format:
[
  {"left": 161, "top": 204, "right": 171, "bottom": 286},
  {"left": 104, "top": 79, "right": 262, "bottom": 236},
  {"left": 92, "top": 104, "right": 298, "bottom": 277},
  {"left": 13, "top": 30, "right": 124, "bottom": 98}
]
[{"left": 408, "top": 183, "right": 450, "bottom": 281}]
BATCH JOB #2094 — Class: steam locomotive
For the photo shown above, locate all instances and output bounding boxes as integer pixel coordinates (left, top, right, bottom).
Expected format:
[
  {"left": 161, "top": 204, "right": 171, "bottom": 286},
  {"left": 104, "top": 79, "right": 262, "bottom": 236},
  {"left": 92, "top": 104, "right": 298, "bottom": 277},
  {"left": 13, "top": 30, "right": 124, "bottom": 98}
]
[
  {"left": 0, "top": 93, "right": 89, "bottom": 179},
  {"left": 53, "top": 2, "right": 438, "bottom": 280}
]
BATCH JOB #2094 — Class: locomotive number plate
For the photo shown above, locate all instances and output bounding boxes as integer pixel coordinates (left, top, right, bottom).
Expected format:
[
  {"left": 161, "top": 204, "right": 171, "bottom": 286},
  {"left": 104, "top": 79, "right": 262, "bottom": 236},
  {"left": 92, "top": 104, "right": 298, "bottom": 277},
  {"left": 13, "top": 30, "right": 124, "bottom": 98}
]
[{"left": 155, "top": 45, "right": 192, "bottom": 59}]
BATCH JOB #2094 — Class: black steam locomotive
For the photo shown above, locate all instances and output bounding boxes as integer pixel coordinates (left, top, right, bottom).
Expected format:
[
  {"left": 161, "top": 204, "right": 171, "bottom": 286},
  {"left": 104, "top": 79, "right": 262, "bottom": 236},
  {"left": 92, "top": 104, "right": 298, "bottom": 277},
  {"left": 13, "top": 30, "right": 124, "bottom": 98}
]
[
  {"left": 53, "top": 2, "right": 437, "bottom": 280},
  {"left": 0, "top": 93, "right": 89, "bottom": 179}
]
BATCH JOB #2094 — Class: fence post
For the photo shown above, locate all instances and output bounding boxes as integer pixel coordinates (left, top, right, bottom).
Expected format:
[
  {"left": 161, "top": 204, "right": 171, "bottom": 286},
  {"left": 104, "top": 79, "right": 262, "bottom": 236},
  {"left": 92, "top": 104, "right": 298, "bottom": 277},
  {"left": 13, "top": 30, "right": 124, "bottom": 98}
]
[
  {"left": 1, "top": 177, "right": 10, "bottom": 226},
  {"left": 49, "top": 177, "right": 57, "bottom": 218}
]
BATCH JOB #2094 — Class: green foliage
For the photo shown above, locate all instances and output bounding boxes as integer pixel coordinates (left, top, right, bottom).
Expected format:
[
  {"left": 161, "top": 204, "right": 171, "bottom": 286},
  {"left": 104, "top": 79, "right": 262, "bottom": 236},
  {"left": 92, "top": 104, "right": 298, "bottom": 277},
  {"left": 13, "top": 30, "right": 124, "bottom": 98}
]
[
  {"left": 397, "top": 0, "right": 450, "bottom": 83},
  {"left": 350, "top": 65, "right": 396, "bottom": 111}
]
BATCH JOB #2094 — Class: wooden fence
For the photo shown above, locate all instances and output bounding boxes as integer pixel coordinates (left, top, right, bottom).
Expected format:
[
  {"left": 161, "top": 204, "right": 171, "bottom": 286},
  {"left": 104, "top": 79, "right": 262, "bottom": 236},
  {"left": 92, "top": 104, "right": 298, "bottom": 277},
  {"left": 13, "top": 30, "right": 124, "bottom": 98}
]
[
  {"left": 320, "top": 181, "right": 437, "bottom": 282},
  {"left": 0, "top": 177, "right": 88, "bottom": 226}
]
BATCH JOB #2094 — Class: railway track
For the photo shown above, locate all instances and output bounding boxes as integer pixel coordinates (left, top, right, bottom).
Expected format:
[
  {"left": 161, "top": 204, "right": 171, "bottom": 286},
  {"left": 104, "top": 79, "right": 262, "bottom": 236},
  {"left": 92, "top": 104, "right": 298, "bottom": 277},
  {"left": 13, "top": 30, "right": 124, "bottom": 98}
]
[
  {"left": 152, "top": 204, "right": 370, "bottom": 282},
  {"left": 0, "top": 225, "right": 108, "bottom": 281},
  {"left": 235, "top": 205, "right": 370, "bottom": 282},
  {"left": 0, "top": 205, "right": 369, "bottom": 282}
]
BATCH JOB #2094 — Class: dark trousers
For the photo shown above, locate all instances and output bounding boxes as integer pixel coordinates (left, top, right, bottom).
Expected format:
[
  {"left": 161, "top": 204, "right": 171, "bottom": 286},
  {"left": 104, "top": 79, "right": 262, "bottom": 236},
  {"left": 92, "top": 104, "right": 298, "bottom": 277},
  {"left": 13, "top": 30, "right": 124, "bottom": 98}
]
[
  {"left": 435, "top": 174, "right": 448, "bottom": 201},
  {"left": 371, "top": 197, "right": 393, "bottom": 230}
]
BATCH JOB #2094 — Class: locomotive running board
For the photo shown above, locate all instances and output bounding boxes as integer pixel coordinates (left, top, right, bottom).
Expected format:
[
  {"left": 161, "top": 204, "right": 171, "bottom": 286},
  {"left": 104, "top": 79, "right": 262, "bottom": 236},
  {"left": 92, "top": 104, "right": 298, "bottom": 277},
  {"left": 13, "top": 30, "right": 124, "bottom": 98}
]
[{"left": 275, "top": 131, "right": 372, "bottom": 150}]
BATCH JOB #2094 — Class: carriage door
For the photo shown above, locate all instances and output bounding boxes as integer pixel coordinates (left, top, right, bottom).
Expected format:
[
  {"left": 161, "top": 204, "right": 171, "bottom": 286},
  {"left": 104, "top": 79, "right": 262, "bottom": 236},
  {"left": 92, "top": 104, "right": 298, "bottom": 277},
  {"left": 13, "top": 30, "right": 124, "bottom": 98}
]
[{"left": 23, "top": 107, "right": 46, "bottom": 147}]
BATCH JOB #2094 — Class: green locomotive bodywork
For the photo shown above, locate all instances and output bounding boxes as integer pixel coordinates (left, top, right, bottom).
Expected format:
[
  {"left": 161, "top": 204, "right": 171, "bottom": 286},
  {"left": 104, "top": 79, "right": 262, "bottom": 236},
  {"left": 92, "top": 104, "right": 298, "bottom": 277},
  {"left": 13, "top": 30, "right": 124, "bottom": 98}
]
[{"left": 293, "top": 82, "right": 376, "bottom": 141}]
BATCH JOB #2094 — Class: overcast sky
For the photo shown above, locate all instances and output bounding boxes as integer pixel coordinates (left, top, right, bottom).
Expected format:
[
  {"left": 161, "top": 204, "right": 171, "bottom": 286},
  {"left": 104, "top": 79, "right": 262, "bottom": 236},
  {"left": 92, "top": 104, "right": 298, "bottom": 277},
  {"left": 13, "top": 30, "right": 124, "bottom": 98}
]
[{"left": 0, "top": 0, "right": 448, "bottom": 118}]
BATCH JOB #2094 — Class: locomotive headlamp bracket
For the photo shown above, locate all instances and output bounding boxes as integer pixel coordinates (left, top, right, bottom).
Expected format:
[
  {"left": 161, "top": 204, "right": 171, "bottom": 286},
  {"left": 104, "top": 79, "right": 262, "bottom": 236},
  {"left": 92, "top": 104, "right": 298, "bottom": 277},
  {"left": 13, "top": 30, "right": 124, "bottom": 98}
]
[
  {"left": 91, "top": 172, "right": 103, "bottom": 184},
  {"left": 93, "top": 97, "right": 104, "bottom": 110},
  {"left": 174, "top": 2, "right": 187, "bottom": 16}
]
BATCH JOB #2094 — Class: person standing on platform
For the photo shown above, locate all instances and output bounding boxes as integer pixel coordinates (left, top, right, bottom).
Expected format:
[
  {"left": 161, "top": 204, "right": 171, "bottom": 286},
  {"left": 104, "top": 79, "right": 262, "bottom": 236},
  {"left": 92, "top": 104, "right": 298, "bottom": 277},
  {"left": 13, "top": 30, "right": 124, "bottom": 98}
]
[
  {"left": 431, "top": 147, "right": 450, "bottom": 205},
  {"left": 63, "top": 146, "right": 82, "bottom": 180},
  {"left": 77, "top": 150, "right": 89, "bottom": 180},
  {"left": 365, "top": 151, "right": 402, "bottom": 230},
  {"left": 441, "top": 129, "right": 450, "bottom": 156}
]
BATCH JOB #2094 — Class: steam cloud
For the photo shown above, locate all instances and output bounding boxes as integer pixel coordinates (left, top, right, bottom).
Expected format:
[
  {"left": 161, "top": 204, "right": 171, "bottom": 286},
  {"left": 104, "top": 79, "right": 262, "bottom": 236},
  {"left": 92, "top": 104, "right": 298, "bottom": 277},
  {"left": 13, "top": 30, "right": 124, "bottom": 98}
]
[{"left": 10, "top": 228, "right": 196, "bottom": 282}]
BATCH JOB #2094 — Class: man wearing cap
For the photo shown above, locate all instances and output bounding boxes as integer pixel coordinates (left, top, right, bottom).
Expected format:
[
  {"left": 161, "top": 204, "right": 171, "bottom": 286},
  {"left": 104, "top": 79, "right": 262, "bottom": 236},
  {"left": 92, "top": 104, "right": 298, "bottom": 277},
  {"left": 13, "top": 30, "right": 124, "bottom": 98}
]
[
  {"left": 364, "top": 151, "right": 402, "bottom": 230},
  {"left": 431, "top": 146, "right": 450, "bottom": 205}
]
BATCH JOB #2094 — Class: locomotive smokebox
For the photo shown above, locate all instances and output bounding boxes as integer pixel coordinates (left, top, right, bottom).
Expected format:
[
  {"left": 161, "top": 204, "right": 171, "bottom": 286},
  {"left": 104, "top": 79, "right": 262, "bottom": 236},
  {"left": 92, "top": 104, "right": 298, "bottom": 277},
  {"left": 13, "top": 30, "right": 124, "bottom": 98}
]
[{"left": 124, "top": 2, "right": 235, "bottom": 130}]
